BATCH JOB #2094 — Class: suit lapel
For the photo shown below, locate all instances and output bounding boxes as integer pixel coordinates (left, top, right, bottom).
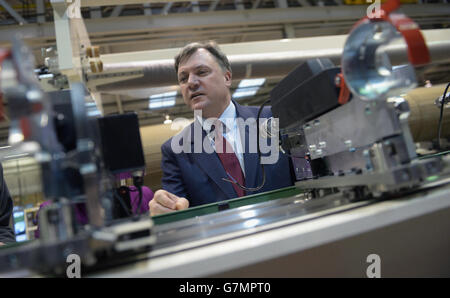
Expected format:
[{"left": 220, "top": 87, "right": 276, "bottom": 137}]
[{"left": 188, "top": 120, "right": 237, "bottom": 199}]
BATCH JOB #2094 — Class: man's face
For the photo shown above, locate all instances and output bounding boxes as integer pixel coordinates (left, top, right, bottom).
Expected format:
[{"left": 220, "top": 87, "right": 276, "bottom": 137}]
[{"left": 177, "top": 49, "right": 232, "bottom": 118}]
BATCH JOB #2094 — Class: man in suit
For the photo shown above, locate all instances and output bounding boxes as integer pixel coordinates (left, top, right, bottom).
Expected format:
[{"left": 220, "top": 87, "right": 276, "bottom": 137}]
[{"left": 149, "top": 41, "right": 294, "bottom": 215}]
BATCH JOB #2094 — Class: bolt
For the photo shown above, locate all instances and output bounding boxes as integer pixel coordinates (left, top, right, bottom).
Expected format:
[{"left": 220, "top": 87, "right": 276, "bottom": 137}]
[{"left": 335, "top": 75, "right": 341, "bottom": 87}]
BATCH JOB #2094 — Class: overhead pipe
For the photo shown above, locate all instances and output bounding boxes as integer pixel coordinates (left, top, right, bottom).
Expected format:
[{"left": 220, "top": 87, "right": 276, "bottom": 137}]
[{"left": 93, "top": 29, "right": 450, "bottom": 92}]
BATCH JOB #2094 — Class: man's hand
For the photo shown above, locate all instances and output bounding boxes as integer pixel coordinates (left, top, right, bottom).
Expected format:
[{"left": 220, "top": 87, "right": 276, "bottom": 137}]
[
  {"left": 0, "top": 242, "right": 4, "bottom": 246},
  {"left": 149, "top": 189, "right": 189, "bottom": 216}
]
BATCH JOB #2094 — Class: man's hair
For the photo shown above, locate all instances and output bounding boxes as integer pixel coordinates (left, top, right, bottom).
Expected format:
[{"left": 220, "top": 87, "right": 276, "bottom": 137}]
[{"left": 174, "top": 41, "right": 232, "bottom": 75}]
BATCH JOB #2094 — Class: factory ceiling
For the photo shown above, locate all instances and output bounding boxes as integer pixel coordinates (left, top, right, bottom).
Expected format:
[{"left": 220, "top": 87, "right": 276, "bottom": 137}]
[{"left": 0, "top": 1, "right": 449, "bottom": 143}]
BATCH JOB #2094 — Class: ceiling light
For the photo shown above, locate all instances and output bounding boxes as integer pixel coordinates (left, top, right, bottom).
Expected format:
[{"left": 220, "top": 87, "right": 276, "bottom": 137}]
[
  {"left": 238, "top": 78, "right": 266, "bottom": 88},
  {"left": 164, "top": 115, "right": 172, "bottom": 125}
]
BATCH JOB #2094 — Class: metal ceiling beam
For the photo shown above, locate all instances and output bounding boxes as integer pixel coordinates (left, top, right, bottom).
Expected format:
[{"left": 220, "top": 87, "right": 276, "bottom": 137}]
[
  {"left": 276, "top": 0, "right": 289, "bottom": 9},
  {"left": 1, "top": 5, "right": 448, "bottom": 43},
  {"left": 192, "top": 1, "right": 200, "bottom": 13},
  {"left": 0, "top": 0, "right": 28, "bottom": 24},
  {"left": 115, "top": 95, "right": 124, "bottom": 114},
  {"left": 90, "top": 6, "right": 102, "bottom": 18},
  {"left": 209, "top": 0, "right": 220, "bottom": 11},
  {"left": 283, "top": 24, "right": 295, "bottom": 38},
  {"left": 252, "top": 0, "right": 262, "bottom": 9},
  {"left": 110, "top": 5, "right": 124, "bottom": 17},
  {"left": 36, "top": 0, "right": 46, "bottom": 23},
  {"left": 162, "top": 2, "right": 173, "bottom": 15},
  {"left": 235, "top": 0, "right": 245, "bottom": 10},
  {"left": 143, "top": 3, "right": 152, "bottom": 15}
]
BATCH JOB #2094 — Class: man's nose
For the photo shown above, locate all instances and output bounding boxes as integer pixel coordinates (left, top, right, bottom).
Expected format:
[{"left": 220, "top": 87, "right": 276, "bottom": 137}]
[{"left": 187, "top": 74, "right": 199, "bottom": 89}]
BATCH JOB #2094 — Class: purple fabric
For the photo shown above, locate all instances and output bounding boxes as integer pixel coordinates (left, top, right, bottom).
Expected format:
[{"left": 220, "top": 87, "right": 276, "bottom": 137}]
[
  {"left": 34, "top": 201, "right": 89, "bottom": 239},
  {"left": 129, "top": 186, "right": 153, "bottom": 214},
  {"left": 115, "top": 172, "right": 132, "bottom": 180},
  {"left": 34, "top": 186, "right": 153, "bottom": 239}
]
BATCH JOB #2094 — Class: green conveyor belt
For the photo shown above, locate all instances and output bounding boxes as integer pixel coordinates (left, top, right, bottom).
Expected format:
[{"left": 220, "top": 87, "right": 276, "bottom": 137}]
[{"left": 151, "top": 186, "right": 304, "bottom": 225}]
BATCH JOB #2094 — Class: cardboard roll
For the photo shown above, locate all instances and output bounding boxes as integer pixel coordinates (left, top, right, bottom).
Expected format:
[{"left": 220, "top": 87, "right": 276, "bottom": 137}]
[
  {"left": 86, "top": 46, "right": 100, "bottom": 58},
  {"left": 406, "top": 84, "right": 450, "bottom": 142},
  {"left": 90, "top": 60, "right": 103, "bottom": 73}
]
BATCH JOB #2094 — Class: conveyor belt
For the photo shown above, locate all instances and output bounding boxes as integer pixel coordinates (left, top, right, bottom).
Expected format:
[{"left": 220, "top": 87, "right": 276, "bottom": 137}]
[
  {"left": 93, "top": 181, "right": 450, "bottom": 277},
  {"left": 150, "top": 192, "right": 374, "bottom": 257}
]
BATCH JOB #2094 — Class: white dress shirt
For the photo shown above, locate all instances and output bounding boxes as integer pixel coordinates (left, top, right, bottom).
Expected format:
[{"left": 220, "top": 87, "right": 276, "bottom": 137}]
[{"left": 196, "top": 101, "right": 245, "bottom": 176}]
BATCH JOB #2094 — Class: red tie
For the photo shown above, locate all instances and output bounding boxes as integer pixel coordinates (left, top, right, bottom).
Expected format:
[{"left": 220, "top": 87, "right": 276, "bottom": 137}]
[{"left": 212, "top": 120, "right": 245, "bottom": 197}]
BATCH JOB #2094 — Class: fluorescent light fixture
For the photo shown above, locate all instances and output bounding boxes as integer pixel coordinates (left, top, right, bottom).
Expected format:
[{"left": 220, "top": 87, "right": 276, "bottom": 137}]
[
  {"left": 150, "top": 91, "right": 177, "bottom": 99},
  {"left": 233, "top": 78, "right": 266, "bottom": 99},
  {"left": 232, "top": 88, "right": 258, "bottom": 99},
  {"left": 238, "top": 78, "right": 266, "bottom": 88},
  {"left": 149, "top": 98, "right": 176, "bottom": 109},
  {"left": 149, "top": 91, "right": 177, "bottom": 109}
]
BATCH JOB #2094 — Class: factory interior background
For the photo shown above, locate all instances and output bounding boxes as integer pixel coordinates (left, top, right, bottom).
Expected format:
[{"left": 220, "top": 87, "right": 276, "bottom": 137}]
[{"left": 0, "top": 0, "right": 449, "bottom": 262}]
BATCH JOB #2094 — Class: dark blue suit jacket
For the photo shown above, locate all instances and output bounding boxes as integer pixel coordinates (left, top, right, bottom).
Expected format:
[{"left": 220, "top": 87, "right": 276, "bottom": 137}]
[{"left": 161, "top": 101, "right": 294, "bottom": 207}]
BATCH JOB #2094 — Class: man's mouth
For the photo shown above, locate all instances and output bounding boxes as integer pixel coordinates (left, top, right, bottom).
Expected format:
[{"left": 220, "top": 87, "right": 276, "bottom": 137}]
[{"left": 191, "top": 93, "right": 205, "bottom": 100}]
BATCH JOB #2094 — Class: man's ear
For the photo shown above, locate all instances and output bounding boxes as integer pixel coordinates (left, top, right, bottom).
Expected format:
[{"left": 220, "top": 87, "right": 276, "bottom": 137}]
[{"left": 224, "top": 70, "right": 232, "bottom": 87}]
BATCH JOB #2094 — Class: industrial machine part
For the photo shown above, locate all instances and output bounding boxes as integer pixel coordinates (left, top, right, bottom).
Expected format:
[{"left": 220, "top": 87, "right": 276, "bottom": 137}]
[
  {"left": 341, "top": 0, "right": 429, "bottom": 101},
  {"left": 273, "top": 0, "right": 449, "bottom": 197},
  {"left": 0, "top": 39, "right": 155, "bottom": 275}
]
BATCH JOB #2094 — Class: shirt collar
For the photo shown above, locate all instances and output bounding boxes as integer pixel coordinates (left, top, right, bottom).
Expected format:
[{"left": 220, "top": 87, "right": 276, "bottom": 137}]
[{"left": 196, "top": 100, "right": 236, "bottom": 133}]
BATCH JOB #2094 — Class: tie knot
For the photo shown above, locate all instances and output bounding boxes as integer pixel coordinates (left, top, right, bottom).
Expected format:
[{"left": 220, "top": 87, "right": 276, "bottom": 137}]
[{"left": 211, "top": 120, "right": 227, "bottom": 136}]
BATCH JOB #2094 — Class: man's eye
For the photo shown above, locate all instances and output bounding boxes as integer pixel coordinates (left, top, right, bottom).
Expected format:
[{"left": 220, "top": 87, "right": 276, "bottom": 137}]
[
  {"left": 179, "top": 77, "right": 187, "bottom": 83},
  {"left": 198, "top": 70, "right": 208, "bottom": 75}
]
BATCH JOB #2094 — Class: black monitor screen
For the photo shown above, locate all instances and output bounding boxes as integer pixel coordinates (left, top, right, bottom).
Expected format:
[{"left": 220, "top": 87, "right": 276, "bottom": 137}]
[{"left": 97, "top": 113, "right": 146, "bottom": 174}]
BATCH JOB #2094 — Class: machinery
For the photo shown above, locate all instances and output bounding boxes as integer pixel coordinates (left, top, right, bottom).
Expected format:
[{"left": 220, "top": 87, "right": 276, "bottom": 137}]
[
  {"left": 0, "top": 38, "right": 155, "bottom": 275},
  {"left": 0, "top": 0, "right": 449, "bottom": 277},
  {"left": 271, "top": 0, "right": 449, "bottom": 201}
]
